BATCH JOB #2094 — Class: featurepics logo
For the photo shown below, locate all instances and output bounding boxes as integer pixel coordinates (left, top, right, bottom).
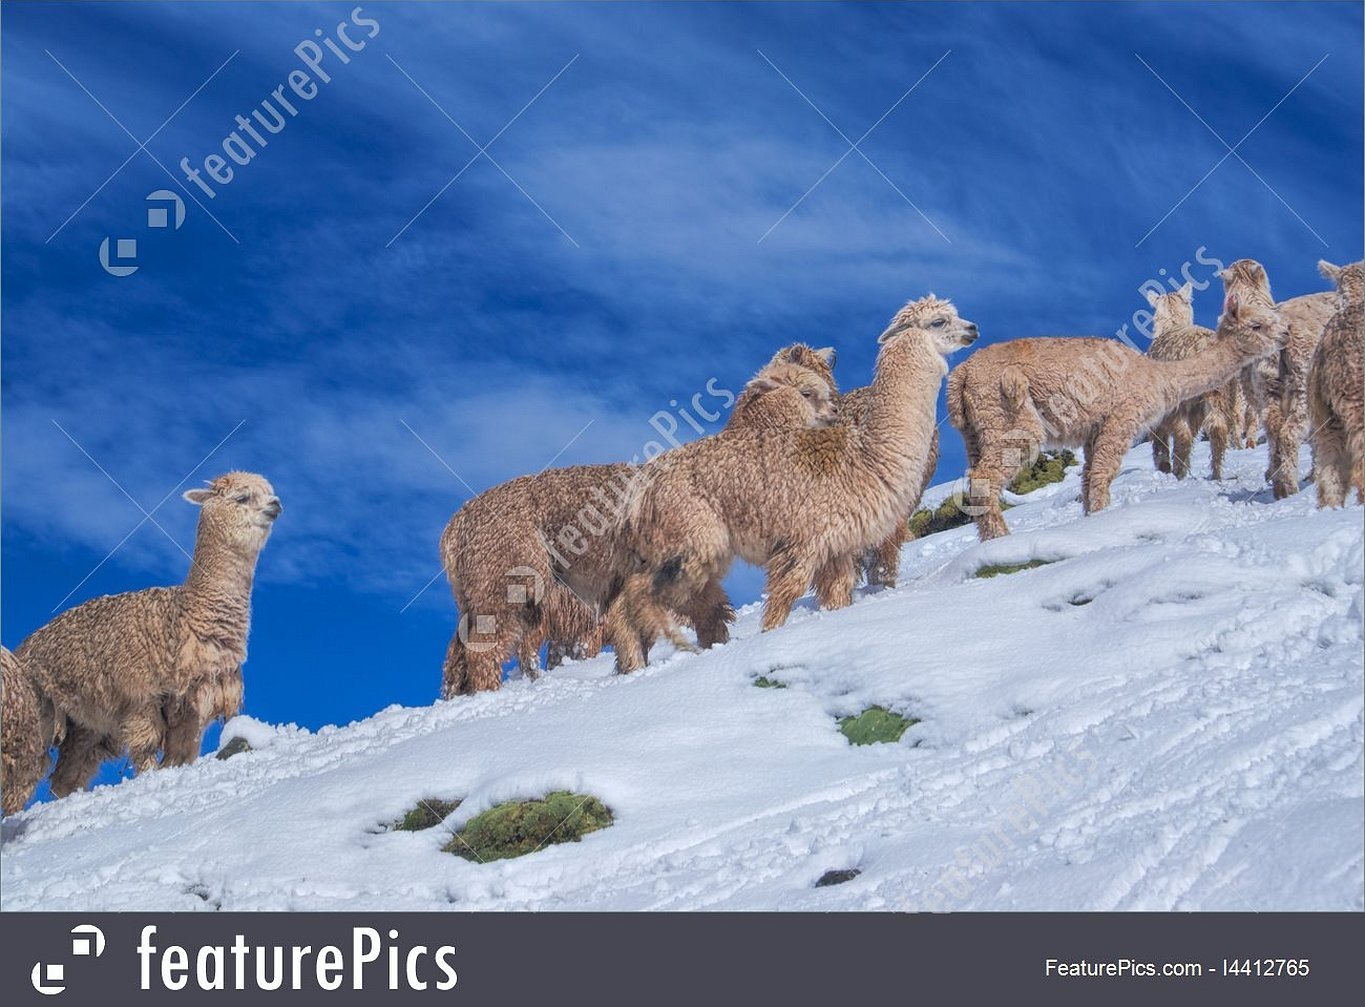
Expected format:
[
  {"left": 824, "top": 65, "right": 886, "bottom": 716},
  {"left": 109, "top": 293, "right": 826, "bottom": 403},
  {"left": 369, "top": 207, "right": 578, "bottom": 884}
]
[
  {"left": 178, "top": 7, "right": 381, "bottom": 199},
  {"left": 136, "top": 926, "right": 457, "bottom": 992}
]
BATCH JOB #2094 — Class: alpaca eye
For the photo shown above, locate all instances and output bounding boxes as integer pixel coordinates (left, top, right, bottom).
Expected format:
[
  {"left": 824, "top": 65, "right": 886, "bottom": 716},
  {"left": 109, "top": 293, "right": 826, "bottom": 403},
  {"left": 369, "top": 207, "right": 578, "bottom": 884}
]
[
  {"left": 931, "top": 318, "right": 946, "bottom": 327},
  {"left": 231, "top": 494, "right": 250, "bottom": 504},
  {"left": 1250, "top": 322, "right": 1263, "bottom": 331},
  {"left": 801, "top": 389, "right": 814, "bottom": 398}
]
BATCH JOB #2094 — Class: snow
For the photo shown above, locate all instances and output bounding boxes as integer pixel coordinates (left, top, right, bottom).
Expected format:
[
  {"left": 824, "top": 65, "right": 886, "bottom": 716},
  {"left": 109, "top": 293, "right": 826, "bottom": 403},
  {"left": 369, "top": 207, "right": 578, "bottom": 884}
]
[{"left": 2, "top": 442, "right": 1361, "bottom": 911}]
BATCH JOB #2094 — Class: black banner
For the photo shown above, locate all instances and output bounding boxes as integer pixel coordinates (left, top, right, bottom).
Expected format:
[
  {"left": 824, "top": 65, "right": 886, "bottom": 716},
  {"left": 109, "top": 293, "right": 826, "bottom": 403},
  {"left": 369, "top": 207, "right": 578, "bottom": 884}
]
[{"left": 0, "top": 912, "right": 1359, "bottom": 1004}]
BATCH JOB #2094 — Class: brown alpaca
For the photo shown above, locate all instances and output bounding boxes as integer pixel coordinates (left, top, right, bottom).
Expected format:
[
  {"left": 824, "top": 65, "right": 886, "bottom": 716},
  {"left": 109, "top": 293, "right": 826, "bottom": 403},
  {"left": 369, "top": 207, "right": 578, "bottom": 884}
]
[
  {"left": 948, "top": 264, "right": 1286, "bottom": 540},
  {"left": 1145, "top": 282, "right": 1236, "bottom": 480},
  {"left": 607, "top": 295, "right": 977, "bottom": 674},
  {"left": 1308, "top": 260, "right": 1365, "bottom": 507},
  {"left": 17, "top": 472, "right": 281, "bottom": 796},
  {"left": 1219, "top": 260, "right": 1337, "bottom": 498},
  {"left": 439, "top": 350, "right": 839, "bottom": 696},
  {"left": 2, "top": 646, "right": 56, "bottom": 815}
]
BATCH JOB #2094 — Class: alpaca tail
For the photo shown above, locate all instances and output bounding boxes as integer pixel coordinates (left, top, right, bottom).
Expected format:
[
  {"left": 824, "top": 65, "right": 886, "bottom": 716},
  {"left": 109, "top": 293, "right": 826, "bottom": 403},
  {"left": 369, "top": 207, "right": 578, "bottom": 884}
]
[
  {"left": 945, "top": 369, "right": 966, "bottom": 429},
  {"left": 999, "top": 368, "right": 1030, "bottom": 414}
]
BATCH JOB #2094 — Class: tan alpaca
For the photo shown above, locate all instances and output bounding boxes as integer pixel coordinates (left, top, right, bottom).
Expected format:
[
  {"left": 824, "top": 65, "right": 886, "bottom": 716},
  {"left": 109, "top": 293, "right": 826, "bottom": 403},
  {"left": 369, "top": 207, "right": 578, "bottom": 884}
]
[
  {"left": 17, "top": 473, "right": 281, "bottom": 796},
  {"left": 1309, "top": 260, "right": 1365, "bottom": 507},
  {"left": 1145, "top": 282, "right": 1236, "bottom": 480},
  {"left": 2, "top": 646, "right": 57, "bottom": 815},
  {"left": 439, "top": 350, "right": 839, "bottom": 697},
  {"left": 606, "top": 295, "right": 977, "bottom": 674},
  {"left": 1219, "top": 260, "right": 1337, "bottom": 497},
  {"left": 948, "top": 264, "right": 1286, "bottom": 540}
]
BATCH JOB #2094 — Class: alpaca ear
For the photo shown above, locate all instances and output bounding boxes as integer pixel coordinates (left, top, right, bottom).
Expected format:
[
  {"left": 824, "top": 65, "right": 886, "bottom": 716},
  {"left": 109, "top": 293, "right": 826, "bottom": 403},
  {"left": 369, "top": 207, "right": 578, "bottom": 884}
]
[
  {"left": 183, "top": 487, "right": 214, "bottom": 505},
  {"left": 1178, "top": 281, "right": 1193, "bottom": 301},
  {"left": 1223, "top": 292, "right": 1240, "bottom": 320},
  {"left": 815, "top": 346, "right": 837, "bottom": 366},
  {"left": 1217, "top": 268, "right": 1233, "bottom": 282},
  {"left": 748, "top": 376, "right": 780, "bottom": 393},
  {"left": 1319, "top": 260, "right": 1342, "bottom": 283},
  {"left": 878, "top": 321, "right": 910, "bottom": 344},
  {"left": 1144, "top": 289, "right": 1161, "bottom": 308}
]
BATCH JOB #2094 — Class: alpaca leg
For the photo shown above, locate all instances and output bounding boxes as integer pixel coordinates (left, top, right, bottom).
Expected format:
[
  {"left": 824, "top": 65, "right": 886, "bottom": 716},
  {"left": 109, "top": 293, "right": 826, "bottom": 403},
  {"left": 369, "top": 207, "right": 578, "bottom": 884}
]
[
  {"left": 1264, "top": 396, "right": 1286, "bottom": 489},
  {"left": 463, "top": 617, "right": 516, "bottom": 693},
  {"left": 124, "top": 708, "right": 166, "bottom": 774},
  {"left": 545, "top": 639, "right": 568, "bottom": 671},
  {"left": 515, "top": 635, "right": 542, "bottom": 682},
  {"left": 1151, "top": 426, "right": 1173, "bottom": 474},
  {"left": 603, "top": 579, "right": 650, "bottom": 674},
  {"left": 761, "top": 549, "right": 816, "bottom": 631},
  {"left": 48, "top": 723, "right": 114, "bottom": 797},
  {"left": 679, "top": 577, "right": 733, "bottom": 650},
  {"left": 441, "top": 633, "right": 469, "bottom": 699},
  {"left": 1272, "top": 408, "right": 1305, "bottom": 498},
  {"left": 867, "top": 523, "right": 906, "bottom": 588},
  {"left": 966, "top": 437, "right": 1014, "bottom": 541},
  {"left": 1314, "top": 426, "right": 1347, "bottom": 508},
  {"left": 1205, "top": 409, "right": 1230, "bottom": 481},
  {"left": 1082, "top": 425, "right": 1131, "bottom": 514},
  {"left": 1171, "top": 418, "right": 1194, "bottom": 480},
  {"left": 814, "top": 552, "right": 858, "bottom": 610},
  {"left": 161, "top": 696, "right": 203, "bottom": 767}
]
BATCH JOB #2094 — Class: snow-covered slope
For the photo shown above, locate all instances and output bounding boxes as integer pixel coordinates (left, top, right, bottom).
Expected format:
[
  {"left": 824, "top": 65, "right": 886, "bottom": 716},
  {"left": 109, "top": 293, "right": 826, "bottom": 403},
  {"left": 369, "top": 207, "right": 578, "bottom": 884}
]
[{"left": 3, "top": 443, "right": 1362, "bottom": 911}]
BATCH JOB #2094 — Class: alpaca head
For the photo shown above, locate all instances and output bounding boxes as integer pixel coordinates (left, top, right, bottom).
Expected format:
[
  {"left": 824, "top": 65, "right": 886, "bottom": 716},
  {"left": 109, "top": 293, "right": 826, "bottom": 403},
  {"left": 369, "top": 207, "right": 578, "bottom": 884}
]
[
  {"left": 184, "top": 471, "right": 282, "bottom": 555},
  {"left": 1217, "top": 285, "right": 1286, "bottom": 362},
  {"left": 745, "top": 361, "right": 839, "bottom": 426},
  {"left": 877, "top": 294, "right": 979, "bottom": 357},
  {"left": 1219, "top": 259, "right": 1273, "bottom": 300},
  {"left": 765, "top": 344, "right": 838, "bottom": 395},
  {"left": 1320, "top": 259, "right": 1365, "bottom": 306},
  {"left": 1145, "top": 282, "right": 1195, "bottom": 331}
]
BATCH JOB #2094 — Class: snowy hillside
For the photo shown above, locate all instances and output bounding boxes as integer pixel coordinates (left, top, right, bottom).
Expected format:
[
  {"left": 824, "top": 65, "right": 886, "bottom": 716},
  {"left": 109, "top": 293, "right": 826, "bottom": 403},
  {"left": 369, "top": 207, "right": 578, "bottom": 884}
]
[{"left": 3, "top": 442, "right": 1362, "bottom": 911}]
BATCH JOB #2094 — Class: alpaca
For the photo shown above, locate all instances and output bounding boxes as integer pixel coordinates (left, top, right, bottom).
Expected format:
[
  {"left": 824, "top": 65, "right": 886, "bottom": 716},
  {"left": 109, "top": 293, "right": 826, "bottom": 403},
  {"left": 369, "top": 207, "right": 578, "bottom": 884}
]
[
  {"left": 1144, "top": 282, "right": 1236, "bottom": 480},
  {"left": 1219, "top": 259, "right": 1337, "bottom": 497},
  {"left": 606, "top": 295, "right": 977, "bottom": 674},
  {"left": 1, "top": 646, "right": 56, "bottom": 815},
  {"left": 948, "top": 264, "right": 1286, "bottom": 540},
  {"left": 1308, "top": 260, "right": 1365, "bottom": 507},
  {"left": 17, "top": 472, "right": 281, "bottom": 796},
  {"left": 440, "top": 349, "right": 839, "bottom": 696}
]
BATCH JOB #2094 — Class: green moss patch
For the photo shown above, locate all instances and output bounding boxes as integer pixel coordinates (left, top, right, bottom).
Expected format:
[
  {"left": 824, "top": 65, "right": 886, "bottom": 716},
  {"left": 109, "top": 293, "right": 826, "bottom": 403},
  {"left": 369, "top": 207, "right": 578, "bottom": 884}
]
[
  {"left": 393, "top": 798, "right": 463, "bottom": 832},
  {"left": 907, "top": 497, "right": 1015, "bottom": 539},
  {"left": 1009, "top": 450, "right": 1077, "bottom": 495},
  {"left": 443, "top": 791, "right": 613, "bottom": 862},
  {"left": 907, "top": 495, "right": 975, "bottom": 538},
  {"left": 753, "top": 675, "right": 787, "bottom": 689},
  {"left": 815, "top": 868, "right": 862, "bottom": 888},
  {"left": 975, "top": 559, "right": 1053, "bottom": 579},
  {"left": 838, "top": 706, "right": 919, "bottom": 746}
]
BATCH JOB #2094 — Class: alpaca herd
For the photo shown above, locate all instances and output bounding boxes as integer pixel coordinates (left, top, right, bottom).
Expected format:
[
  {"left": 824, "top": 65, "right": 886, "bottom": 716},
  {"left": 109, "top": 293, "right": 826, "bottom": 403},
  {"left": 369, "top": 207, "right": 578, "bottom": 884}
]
[{"left": 2, "top": 257, "right": 1361, "bottom": 814}]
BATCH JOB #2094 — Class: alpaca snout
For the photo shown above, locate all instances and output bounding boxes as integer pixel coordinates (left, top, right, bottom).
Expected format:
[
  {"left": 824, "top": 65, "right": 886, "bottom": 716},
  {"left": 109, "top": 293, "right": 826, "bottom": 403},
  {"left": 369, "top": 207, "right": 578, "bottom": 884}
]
[
  {"left": 264, "top": 498, "right": 283, "bottom": 520},
  {"left": 962, "top": 323, "right": 979, "bottom": 344}
]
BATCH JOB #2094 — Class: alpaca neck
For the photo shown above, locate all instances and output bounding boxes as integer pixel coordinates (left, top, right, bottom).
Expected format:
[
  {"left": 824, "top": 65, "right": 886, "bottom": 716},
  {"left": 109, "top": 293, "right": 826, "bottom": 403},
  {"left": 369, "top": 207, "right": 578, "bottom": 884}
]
[
  {"left": 860, "top": 335, "right": 946, "bottom": 467},
  {"left": 1156, "top": 334, "right": 1249, "bottom": 407},
  {"left": 182, "top": 533, "right": 260, "bottom": 641}
]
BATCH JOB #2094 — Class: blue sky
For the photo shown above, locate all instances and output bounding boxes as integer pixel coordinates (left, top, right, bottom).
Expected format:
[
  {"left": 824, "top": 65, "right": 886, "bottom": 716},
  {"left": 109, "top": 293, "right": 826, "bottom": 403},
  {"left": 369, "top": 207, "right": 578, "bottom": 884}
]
[{"left": 3, "top": 1, "right": 1361, "bottom": 784}]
